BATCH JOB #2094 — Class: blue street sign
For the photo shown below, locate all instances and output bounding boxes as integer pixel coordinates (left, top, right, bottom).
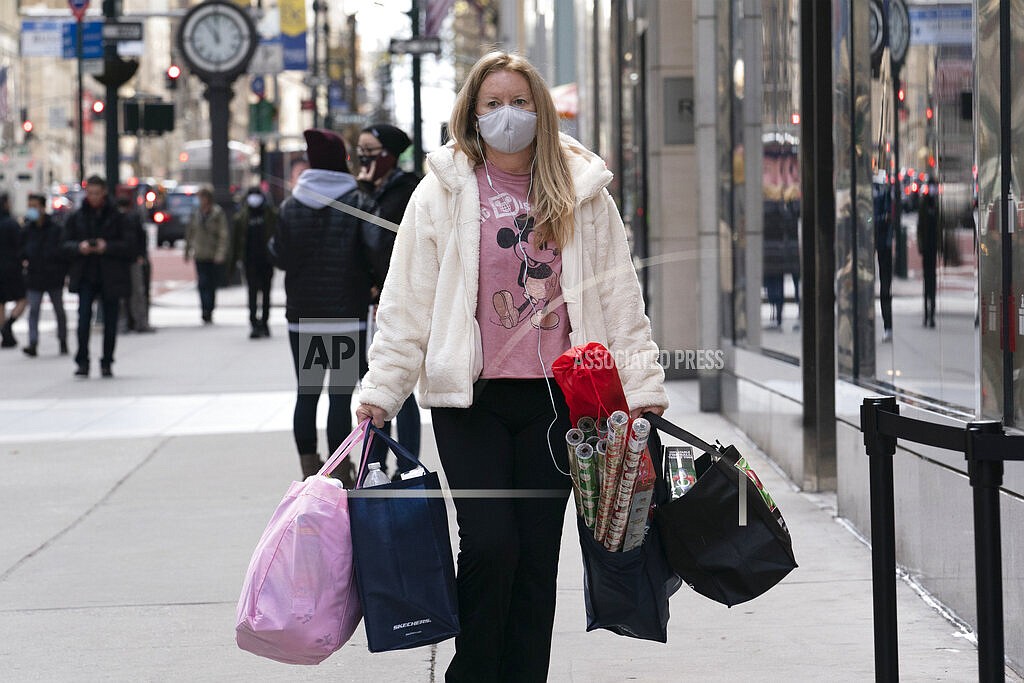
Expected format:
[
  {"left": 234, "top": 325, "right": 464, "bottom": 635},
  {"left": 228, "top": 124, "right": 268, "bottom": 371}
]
[
  {"left": 62, "top": 20, "right": 102, "bottom": 59},
  {"left": 250, "top": 76, "right": 265, "bottom": 97}
]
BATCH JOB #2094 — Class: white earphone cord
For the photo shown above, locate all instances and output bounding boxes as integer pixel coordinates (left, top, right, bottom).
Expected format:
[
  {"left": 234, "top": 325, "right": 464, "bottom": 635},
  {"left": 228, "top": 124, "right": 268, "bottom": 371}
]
[{"left": 478, "top": 131, "right": 569, "bottom": 478}]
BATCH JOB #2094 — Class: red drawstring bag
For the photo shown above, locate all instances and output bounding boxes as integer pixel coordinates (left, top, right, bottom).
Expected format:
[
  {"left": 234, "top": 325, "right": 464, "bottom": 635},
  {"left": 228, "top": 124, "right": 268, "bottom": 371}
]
[{"left": 552, "top": 342, "right": 629, "bottom": 425}]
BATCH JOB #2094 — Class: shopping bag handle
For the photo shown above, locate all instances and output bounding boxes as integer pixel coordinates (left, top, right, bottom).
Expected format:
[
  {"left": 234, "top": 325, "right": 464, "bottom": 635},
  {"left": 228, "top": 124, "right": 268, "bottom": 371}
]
[
  {"left": 319, "top": 419, "right": 373, "bottom": 477},
  {"left": 356, "top": 423, "right": 430, "bottom": 486},
  {"left": 643, "top": 412, "right": 719, "bottom": 456}
]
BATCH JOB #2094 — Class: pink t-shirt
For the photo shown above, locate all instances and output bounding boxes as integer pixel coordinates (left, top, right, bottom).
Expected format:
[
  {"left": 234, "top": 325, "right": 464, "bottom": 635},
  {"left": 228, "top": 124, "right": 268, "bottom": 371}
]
[{"left": 475, "top": 163, "right": 571, "bottom": 379}]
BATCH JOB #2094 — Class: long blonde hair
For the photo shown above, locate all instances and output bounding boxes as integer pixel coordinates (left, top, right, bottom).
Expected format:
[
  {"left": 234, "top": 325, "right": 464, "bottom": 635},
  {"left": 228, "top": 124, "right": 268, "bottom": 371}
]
[{"left": 449, "top": 51, "right": 576, "bottom": 248}]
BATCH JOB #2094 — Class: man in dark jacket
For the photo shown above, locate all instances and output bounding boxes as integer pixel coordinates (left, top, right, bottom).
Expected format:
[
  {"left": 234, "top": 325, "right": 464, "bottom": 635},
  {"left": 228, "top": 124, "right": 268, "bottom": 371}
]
[
  {"left": 270, "top": 128, "right": 395, "bottom": 482},
  {"left": 356, "top": 123, "right": 423, "bottom": 469},
  {"left": 233, "top": 186, "right": 278, "bottom": 339},
  {"left": 873, "top": 173, "right": 894, "bottom": 341},
  {"left": 918, "top": 177, "right": 940, "bottom": 328},
  {"left": 117, "top": 196, "right": 153, "bottom": 333},
  {"left": 0, "top": 192, "right": 27, "bottom": 348},
  {"left": 21, "top": 193, "right": 68, "bottom": 357},
  {"left": 61, "top": 175, "right": 135, "bottom": 377}
]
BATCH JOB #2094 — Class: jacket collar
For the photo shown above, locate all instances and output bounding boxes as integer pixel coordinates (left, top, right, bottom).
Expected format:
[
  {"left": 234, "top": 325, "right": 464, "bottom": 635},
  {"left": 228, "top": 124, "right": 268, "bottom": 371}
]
[{"left": 425, "top": 132, "right": 613, "bottom": 203}]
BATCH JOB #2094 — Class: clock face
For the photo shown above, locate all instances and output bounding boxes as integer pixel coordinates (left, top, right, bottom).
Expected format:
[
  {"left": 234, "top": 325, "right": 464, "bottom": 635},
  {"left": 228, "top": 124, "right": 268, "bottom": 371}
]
[{"left": 179, "top": 1, "right": 256, "bottom": 78}]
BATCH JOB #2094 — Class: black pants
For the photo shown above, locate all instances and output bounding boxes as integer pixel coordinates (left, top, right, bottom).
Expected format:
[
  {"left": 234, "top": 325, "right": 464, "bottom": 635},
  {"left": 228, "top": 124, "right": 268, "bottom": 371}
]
[
  {"left": 195, "top": 260, "right": 220, "bottom": 318},
  {"left": 432, "top": 379, "right": 572, "bottom": 683},
  {"left": 75, "top": 280, "right": 119, "bottom": 368},
  {"left": 247, "top": 268, "right": 272, "bottom": 326},
  {"left": 288, "top": 328, "right": 367, "bottom": 457},
  {"left": 922, "top": 250, "right": 937, "bottom": 325},
  {"left": 877, "top": 243, "right": 893, "bottom": 330}
]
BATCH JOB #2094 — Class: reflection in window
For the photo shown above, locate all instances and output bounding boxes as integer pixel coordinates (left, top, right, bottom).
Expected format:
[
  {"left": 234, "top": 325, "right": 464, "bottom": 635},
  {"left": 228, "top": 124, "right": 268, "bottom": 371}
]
[
  {"left": 759, "top": 0, "right": 801, "bottom": 359},
  {"left": 870, "top": 6, "right": 978, "bottom": 411}
]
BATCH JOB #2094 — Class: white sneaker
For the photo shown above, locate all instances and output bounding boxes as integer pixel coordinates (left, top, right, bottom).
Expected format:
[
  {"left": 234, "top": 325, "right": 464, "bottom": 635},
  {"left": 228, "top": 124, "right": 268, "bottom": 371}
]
[{"left": 881, "top": 329, "right": 893, "bottom": 343}]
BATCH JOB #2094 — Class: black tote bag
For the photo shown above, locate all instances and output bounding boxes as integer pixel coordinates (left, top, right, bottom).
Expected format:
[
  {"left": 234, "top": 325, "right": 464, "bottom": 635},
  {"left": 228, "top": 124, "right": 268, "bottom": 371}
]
[
  {"left": 348, "top": 425, "right": 459, "bottom": 652},
  {"left": 645, "top": 413, "right": 797, "bottom": 607},
  {"left": 577, "top": 515, "right": 682, "bottom": 642}
]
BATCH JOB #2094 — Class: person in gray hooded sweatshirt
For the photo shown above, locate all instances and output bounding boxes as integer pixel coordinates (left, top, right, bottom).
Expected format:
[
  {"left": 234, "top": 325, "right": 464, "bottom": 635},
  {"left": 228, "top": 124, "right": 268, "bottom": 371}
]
[{"left": 269, "top": 128, "right": 395, "bottom": 483}]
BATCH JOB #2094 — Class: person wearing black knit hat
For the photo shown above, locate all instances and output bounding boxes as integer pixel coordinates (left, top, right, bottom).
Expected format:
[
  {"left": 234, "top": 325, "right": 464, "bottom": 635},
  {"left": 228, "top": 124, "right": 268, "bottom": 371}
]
[
  {"left": 269, "top": 128, "right": 396, "bottom": 483},
  {"left": 356, "top": 123, "right": 423, "bottom": 471}
]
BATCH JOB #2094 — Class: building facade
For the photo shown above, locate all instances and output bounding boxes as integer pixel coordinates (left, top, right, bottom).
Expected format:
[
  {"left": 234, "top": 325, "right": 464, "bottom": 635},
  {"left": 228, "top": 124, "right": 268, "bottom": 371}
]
[{"left": 513, "top": 0, "right": 1022, "bottom": 674}]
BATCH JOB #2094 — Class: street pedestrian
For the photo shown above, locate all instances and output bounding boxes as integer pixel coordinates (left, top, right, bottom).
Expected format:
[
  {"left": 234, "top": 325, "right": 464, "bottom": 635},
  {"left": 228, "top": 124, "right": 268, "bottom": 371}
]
[
  {"left": 20, "top": 193, "right": 68, "bottom": 357},
  {"left": 918, "top": 176, "right": 939, "bottom": 328},
  {"left": 184, "top": 186, "right": 229, "bottom": 325},
  {"left": 60, "top": 175, "right": 135, "bottom": 378},
  {"left": 356, "top": 122, "right": 423, "bottom": 468},
  {"left": 355, "top": 51, "right": 668, "bottom": 682},
  {"left": 117, "top": 196, "right": 154, "bottom": 333},
  {"left": 270, "top": 128, "right": 394, "bottom": 483},
  {"left": 873, "top": 172, "right": 894, "bottom": 341},
  {"left": 0, "top": 192, "right": 27, "bottom": 349},
  {"left": 233, "top": 186, "right": 277, "bottom": 339}
]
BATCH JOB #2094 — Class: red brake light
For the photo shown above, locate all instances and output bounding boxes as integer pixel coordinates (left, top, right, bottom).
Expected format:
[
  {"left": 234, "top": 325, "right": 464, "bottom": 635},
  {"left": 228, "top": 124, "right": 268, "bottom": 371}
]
[
  {"left": 911, "top": 182, "right": 919, "bottom": 192},
  {"left": 153, "top": 211, "right": 167, "bottom": 223}
]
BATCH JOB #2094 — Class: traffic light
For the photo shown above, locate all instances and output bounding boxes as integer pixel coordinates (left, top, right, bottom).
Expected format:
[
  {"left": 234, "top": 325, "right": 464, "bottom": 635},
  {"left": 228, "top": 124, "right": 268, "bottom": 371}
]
[
  {"left": 166, "top": 64, "right": 181, "bottom": 90},
  {"left": 91, "top": 99, "right": 105, "bottom": 120},
  {"left": 20, "top": 107, "right": 32, "bottom": 142}
]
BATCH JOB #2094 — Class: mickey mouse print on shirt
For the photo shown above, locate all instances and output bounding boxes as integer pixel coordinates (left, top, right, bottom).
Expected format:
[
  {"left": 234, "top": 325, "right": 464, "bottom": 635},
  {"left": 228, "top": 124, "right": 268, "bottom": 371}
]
[{"left": 475, "top": 164, "right": 570, "bottom": 379}]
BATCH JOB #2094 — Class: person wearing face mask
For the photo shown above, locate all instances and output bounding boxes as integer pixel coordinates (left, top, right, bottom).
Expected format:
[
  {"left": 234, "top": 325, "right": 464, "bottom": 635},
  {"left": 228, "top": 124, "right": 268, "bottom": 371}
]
[
  {"left": 355, "top": 52, "right": 667, "bottom": 681},
  {"left": 232, "top": 186, "right": 278, "bottom": 339},
  {"left": 20, "top": 193, "right": 68, "bottom": 357},
  {"left": 355, "top": 123, "right": 423, "bottom": 470}
]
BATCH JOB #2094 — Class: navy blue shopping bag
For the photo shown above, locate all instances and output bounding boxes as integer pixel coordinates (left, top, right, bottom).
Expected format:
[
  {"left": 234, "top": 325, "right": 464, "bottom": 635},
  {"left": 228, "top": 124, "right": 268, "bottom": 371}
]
[{"left": 347, "top": 423, "right": 459, "bottom": 652}]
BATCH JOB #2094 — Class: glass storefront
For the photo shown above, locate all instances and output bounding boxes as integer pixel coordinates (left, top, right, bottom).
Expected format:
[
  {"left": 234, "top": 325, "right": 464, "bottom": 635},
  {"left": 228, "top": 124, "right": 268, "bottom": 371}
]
[{"left": 719, "top": 0, "right": 980, "bottom": 415}]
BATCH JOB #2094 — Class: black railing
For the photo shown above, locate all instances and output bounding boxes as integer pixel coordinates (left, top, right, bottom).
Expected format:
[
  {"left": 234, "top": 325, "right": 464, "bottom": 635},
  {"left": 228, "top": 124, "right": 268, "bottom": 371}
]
[{"left": 860, "top": 396, "right": 1024, "bottom": 682}]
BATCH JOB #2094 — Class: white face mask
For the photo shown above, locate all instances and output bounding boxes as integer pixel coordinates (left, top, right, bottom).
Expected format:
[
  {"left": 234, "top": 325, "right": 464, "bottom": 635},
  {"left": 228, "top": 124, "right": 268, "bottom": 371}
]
[
  {"left": 246, "top": 194, "right": 264, "bottom": 208},
  {"left": 476, "top": 105, "right": 538, "bottom": 154}
]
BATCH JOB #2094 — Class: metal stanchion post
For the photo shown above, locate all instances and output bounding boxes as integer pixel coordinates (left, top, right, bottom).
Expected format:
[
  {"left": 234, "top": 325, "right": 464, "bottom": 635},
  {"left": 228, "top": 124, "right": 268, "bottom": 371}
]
[
  {"left": 966, "top": 421, "right": 1006, "bottom": 683},
  {"left": 861, "top": 396, "right": 899, "bottom": 682}
]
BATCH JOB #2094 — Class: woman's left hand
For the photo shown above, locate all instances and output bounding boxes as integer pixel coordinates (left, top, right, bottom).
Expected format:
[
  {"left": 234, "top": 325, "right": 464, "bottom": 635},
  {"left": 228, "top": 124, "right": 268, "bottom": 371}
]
[{"left": 630, "top": 406, "right": 665, "bottom": 419}]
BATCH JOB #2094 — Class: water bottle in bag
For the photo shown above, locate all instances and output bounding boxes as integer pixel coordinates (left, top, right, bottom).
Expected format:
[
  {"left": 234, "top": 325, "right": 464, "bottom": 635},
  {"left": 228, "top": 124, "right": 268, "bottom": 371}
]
[{"left": 362, "top": 462, "right": 390, "bottom": 488}]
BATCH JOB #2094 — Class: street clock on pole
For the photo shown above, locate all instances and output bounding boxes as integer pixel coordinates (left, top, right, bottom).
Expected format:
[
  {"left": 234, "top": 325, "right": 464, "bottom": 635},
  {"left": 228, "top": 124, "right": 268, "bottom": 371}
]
[{"left": 177, "top": 0, "right": 257, "bottom": 83}]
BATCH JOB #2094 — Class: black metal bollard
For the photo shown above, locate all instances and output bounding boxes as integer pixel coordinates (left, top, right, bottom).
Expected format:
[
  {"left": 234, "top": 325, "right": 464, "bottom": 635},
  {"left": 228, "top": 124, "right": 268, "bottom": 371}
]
[
  {"left": 966, "top": 421, "right": 1006, "bottom": 683},
  {"left": 861, "top": 396, "right": 899, "bottom": 683}
]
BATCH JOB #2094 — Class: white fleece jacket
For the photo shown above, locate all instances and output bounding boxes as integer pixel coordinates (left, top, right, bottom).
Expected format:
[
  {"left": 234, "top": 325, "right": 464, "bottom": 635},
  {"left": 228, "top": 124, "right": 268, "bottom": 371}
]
[{"left": 359, "top": 134, "right": 668, "bottom": 419}]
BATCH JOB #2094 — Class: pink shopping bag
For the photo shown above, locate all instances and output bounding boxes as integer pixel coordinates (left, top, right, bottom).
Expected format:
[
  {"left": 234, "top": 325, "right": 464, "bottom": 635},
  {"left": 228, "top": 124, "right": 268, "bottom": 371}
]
[{"left": 235, "top": 422, "right": 370, "bottom": 664}]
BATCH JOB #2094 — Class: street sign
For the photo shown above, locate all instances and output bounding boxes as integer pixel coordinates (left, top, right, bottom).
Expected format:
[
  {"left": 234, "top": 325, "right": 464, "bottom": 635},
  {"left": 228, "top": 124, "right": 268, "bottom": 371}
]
[
  {"left": 21, "top": 21, "right": 66, "bottom": 58},
  {"left": 68, "top": 0, "right": 90, "bottom": 22},
  {"left": 62, "top": 20, "right": 103, "bottom": 59},
  {"left": 389, "top": 37, "right": 441, "bottom": 56},
  {"left": 303, "top": 75, "right": 329, "bottom": 88},
  {"left": 102, "top": 21, "right": 143, "bottom": 42}
]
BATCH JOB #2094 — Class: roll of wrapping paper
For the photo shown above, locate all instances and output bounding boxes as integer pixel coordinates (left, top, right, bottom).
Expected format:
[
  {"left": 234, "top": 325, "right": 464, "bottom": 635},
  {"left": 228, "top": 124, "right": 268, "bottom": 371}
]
[
  {"left": 595, "top": 410, "right": 630, "bottom": 543},
  {"left": 597, "top": 416, "right": 609, "bottom": 439},
  {"left": 594, "top": 439, "right": 608, "bottom": 489},
  {"left": 604, "top": 418, "right": 651, "bottom": 551},
  {"left": 565, "top": 429, "right": 585, "bottom": 517},
  {"left": 622, "top": 449, "right": 656, "bottom": 551},
  {"left": 574, "top": 442, "right": 598, "bottom": 528},
  {"left": 577, "top": 416, "right": 598, "bottom": 442}
]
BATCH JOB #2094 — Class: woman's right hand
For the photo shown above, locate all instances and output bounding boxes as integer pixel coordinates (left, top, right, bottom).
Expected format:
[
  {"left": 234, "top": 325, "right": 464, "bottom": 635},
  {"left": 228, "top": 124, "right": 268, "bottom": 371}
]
[{"left": 356, "top": 403, "right": 387, "bottom": 428}]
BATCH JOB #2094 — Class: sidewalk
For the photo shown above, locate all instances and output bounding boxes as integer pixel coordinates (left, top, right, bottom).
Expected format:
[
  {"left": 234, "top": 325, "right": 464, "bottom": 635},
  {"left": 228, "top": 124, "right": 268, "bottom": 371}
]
[{"left": 0, "top": 284, "right": 1012, "bottom": 681}]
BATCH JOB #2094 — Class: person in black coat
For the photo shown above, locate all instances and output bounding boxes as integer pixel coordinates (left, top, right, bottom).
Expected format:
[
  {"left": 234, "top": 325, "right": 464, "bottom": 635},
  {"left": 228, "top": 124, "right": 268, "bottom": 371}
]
[
  {"left": 918, "top": 178, "right": 940, "bottom": 328},
  {"left": 117, "top": 196, "right": 153, "bottom": 333},
  {"left": 269, "top": 128, "right": 395, "bottom": 482},
  {"left": 60, "top": 175, "right": 136, "bottom": 377},
  {"left": 0, "top": 192, "right": 27, "bottom": 348},
  {"left": 356, "top": 123, "right": 423, "bottom": 468},
  {"left": 873, "top": 174, "right": 894, "bottom": 341},
  {"left": 20, "top": 193, "right": 68, "bottom": 357}
]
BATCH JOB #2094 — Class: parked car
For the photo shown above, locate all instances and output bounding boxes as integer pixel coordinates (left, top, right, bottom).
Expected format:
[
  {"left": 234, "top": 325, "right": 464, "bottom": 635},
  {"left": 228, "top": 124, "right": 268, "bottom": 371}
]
[{"left": 155, "top": 185, "right": 200, "bottom": 247}]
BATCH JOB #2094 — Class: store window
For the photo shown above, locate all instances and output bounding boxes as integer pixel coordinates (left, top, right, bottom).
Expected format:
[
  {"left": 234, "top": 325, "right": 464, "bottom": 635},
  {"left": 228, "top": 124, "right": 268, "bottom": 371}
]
[{"left": 867, "top": 1, "right": 978, "bottom": 412}]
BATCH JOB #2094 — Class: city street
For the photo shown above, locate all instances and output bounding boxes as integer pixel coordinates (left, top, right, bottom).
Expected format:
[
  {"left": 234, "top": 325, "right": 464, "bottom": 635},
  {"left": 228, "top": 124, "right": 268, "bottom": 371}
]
[{"left": 0, "top": 269, "right": 1011, "bottom": 681}]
